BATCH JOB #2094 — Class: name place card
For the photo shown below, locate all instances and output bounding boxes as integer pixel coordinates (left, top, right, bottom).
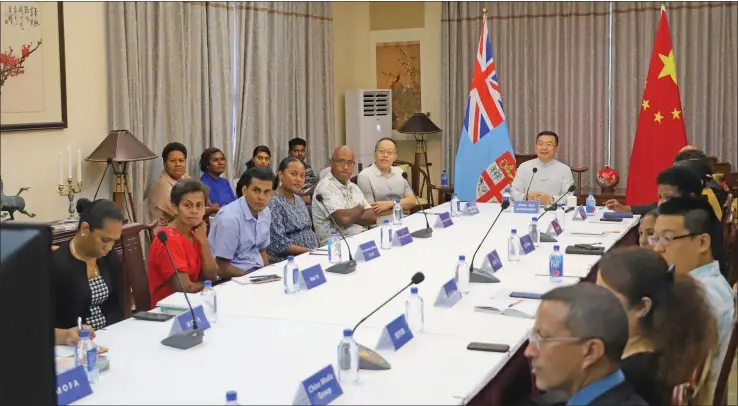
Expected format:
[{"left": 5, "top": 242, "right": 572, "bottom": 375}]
[
  {"left": 572, "top": 206, "right": 587, "bottom": 221},
  {"left": 547, "top": 219, "right": 563, "bottom": 236},
  {"left": 170, "top": 305, "right": 211, "bottom": 336},
  {"left": 464, "top": 201, "right": 480, "bottom": 215},
  {"left": 434, "top": 278, "right": 463, "bottom": 308},
  {"left": 356, "top": 240, "right": 380, "bottom": 262},
  {"left": 299, "top": 264, "right": 327, "bottom": 290},
  {"left": 520, "top": 234, "right": 536, "bottom": 255},
  {"left": 514, "top": 201, "right": 540, "bottom": 214},
  {"left": 481, "top": 249, "right": 503, "bottom": 273},
  {"left": 376, "top": 314, "right": 414, "bottom": 351},
  {"left": 434, "top": 212, "right": 454, "bottom": 228},
  {"left": 292, "top": 364, "right": 344, "bottom": 406},
  {"left": 393, "top": 227, "right": 414, "bottom": 246},
  {"left": 56, "top": 366, "right": 93, "bottom": 405}
]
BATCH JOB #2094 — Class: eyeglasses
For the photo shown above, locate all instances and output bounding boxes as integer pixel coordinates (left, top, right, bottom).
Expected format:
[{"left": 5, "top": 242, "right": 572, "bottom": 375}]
[
  {"left": 528, "top": 330, "right": 586, "bottom": 349},
  {"left": 333, "top": 159, "right": 356, "bottom": 167},
  {"left": 376, "top": 149, "right": 396, "bottom": 156},
  {"left": 647, "top": 233, "right": 700, "bottom": 247}
]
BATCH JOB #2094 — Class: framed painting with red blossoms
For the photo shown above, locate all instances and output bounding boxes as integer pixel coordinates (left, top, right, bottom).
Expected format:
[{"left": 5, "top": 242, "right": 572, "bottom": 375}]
[{"left": 1, "top": 2, "right": 67, "bottom": 131}]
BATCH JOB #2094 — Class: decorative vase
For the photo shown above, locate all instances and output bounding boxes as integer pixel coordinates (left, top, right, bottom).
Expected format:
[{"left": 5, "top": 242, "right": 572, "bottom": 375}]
[{"left": 596, "top": 165, "right": 619, "bottom": 194}]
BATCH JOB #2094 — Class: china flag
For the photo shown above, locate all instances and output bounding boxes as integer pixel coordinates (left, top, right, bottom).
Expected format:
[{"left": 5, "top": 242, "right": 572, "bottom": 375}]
[{"left": 625, "top": 5, "right": 687, "bottom": 205}]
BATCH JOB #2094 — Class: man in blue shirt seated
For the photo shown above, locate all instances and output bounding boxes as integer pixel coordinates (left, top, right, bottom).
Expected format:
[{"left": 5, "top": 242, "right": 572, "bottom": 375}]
[
  {"left": 525, "top": 284, "right": 647, "bottom": 406},
  {"left": 208, "top": 167, "right": 273, "bottom": 277}
]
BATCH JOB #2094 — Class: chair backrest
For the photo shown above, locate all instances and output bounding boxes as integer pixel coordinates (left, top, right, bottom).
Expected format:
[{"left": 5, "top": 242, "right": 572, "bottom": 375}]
[
  {"left": 393, "top": 160, "right": 434, "bottom": 206},
  {"left": 118, "top": 221, "right": 157, "bottom": 314},
  {"left": 711, "top": 283, "right": 738, "bottom": 406}
]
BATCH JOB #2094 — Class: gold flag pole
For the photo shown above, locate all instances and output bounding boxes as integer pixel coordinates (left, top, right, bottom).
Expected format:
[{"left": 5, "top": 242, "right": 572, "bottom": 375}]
[{"left": 483, "top": 8, "right": 487, "bottom": 18}]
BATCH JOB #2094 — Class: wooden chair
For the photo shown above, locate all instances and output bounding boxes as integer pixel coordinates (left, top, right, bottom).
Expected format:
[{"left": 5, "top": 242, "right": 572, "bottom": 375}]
[
  {"left": 671, "top": 367, "right": 703, "bottom": 406},
  {"left": 393, "top": 160, "right": 434, "bottom": 209},
  {"left": 711, "top": 283, "right": 738, "bottom": 406}
]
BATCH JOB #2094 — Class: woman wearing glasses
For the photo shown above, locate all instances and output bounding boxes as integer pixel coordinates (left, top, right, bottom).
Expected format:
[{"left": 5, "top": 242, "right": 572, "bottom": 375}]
[{"left": 356, "top": 138, "right": 416, "bottom": 221}]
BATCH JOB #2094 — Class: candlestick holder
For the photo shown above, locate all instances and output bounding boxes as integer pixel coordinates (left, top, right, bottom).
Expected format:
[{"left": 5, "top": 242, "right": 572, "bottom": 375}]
[{"left": 58, "top": 177, "right": 83, "bottom": 222}]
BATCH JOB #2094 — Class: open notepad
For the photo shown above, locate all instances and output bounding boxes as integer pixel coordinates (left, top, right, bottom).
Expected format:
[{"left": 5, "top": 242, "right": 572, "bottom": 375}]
[{"left": 474, "top": 294, "right": 541, "bottom": 319}]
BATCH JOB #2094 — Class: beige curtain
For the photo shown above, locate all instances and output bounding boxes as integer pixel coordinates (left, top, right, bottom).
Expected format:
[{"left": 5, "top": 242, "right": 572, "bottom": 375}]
[
  {"left": 108, "top": 2, "right": 235, "bottom": 222},
  {"left": 612, "top": 1, "right": 738, "bottom": 186},
  {"left": 442, "top": 2, "right": 610, "bottom": 188},
  {"left": 233, "top": 2, "right": 334, "bottom": 176}
]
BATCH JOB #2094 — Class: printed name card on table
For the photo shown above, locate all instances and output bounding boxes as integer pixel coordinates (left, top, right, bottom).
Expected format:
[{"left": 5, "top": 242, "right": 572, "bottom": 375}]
[
  {"left": 546, "top": 219, "right": 563, "bottom": 236},
  {"left": 169, "top": 305, "right": 211, "bottom": 336},
  {"left": 393, "top": 227, "right": 414, "bottom": 246},
  {"left": 514, "top": 201, "right": 540, "bottom": 214},
  {"left": 356, "top": 240, "right": 380, "bottom": 262},
  {"left": 519, "top": 234, "right": 536, "bottom": 255},
  {"left": 572, "top": 206, "right": 587, "bottom": 221},
  {"left": 299, "top": 264, "right": 327, "bottom": 290},
  {"left": 434, "top": 278, "right": 463, "bottom": 308},
  {"left": 434, "top": 212, "right": 454, "bottom": 228},
  {"left": 293, "top": 364, "right": 344, "bottom": 406},
  {"left": 481, "top": 250, "right": 503, "bottom": 273},
  {"left": 464, "top": 201, "right": 480, "bottom": 215},
  {"left": 56, "top": 365, "right": 93, "bottom": 405},
  {"left": 376, "top": 314, "right": 414, "bottom": 351}
]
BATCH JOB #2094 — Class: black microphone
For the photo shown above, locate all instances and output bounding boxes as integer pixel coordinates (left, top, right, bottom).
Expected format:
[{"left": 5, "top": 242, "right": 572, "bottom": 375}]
[
  {"left": 468, "top": 200, "right": 510, "bottom": 284},
  {"left": 315, "top": 194, "right": 357, "bottom": 274},
  {"left": 524, "top": 167, "right": 538, "bottom": 200},
  {"left": 156, "top": 231, "right": 205, "bottom": 350},
  {"left": 536, "top": 184, "right": 577, "bottom": 243},
  {"left": 351, "top": 272, "right": 425, "bottom": 371},
  {"left": 401, "top": 172, "right": 433, "bottom": 239}
]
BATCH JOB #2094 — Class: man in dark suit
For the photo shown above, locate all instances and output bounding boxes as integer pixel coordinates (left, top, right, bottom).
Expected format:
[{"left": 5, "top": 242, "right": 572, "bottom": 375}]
[{"left": 525, "top": 284, "right": 648, "bottom": 406}]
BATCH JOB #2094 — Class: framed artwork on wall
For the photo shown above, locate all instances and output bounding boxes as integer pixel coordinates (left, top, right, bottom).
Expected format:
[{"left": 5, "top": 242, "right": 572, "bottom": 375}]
[
  {"left": 0, "top": 2, "right": 67, "bottom": 132},
  {"left": 376, "top": 41, "right": 421, "bottom": 130}
]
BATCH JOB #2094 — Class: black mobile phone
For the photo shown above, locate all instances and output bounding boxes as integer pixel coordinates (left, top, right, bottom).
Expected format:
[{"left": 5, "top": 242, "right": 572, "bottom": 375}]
[
  {"left": 564, "top": 207, "right": 576, "bottom": 213},
  {"left": 132, "top": 311, "right": 175, "bottom": 322},
  {"left": 600, "top": 217, "right": 623, "bottom": 222},
  {"left": 467, "top": 342, "right": 510, "bottom": 353},
  {"left": 509, "top": 291, "right": 542, "bottom": 300}
]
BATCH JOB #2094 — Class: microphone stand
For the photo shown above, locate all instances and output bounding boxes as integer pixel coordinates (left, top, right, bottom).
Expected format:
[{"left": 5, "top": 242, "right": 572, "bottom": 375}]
[
  {"left": 315, "top": 195, "right": 357, "bottom": 274},
  {"left": 524, "top": 168, "right": 538, "bottom": 201},
  {"left": 468, "top": 202, "right": 509, "bottom": 284},
  {"left": 535, "top": 186, "right": 577, "bottom": 243},
  {"left": 402, "top": 172, "right": 432, "bottom": 239}
]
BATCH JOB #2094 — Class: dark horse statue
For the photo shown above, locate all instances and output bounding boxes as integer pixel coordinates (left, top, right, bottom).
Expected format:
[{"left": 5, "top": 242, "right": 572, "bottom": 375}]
[{"left": 0, "top": 176, "right": 36, "bottom": 220}]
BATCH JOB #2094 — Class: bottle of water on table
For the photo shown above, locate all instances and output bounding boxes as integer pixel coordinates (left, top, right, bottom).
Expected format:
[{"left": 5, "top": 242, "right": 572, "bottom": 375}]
[
  {"left": 405, "top": 286, "right": 424, "bottom": 333},
  {"left": 549, "top": 245, "right": 564, "bottom": 282},
  {"left": 392, "top": 199, "right": 403, "bottom": 225},
  {"left": 225, "top": 391, "right": 240, "bottom": 405},
  {"left": 441, "top": 169, "right": 449, "bottom": 188},
  {"left": 455, "top": 255, "right": 470, "bottom": 293},
  {"left": 380, "top": 219, "right": 393, "bottom": 250},
  {"left": 502, "top": 186, "right": 511, "bottom": 209},
  {"left": 508, "top": 229, "right": 521, "bottom": 262},
  {"left": 337, "top": 328, "right": 359, "bottom": 384},
  {"left": 529, "top": 217, "right": 540, "bottom": 247},
  {"left": 556, "top": 203, "right": 567, "bottom": 229},
  {"left": 75, "top": 329, "right": 98, "bottom": 384},
  {"left": 328, "top": 231, "right": 342, "bottom": 263},
  {"left": 586, "top": 192, "right": 596, "bottom": 216},
  {"left": 450, "top": 194, "right": 460, "bottom": 217},
  {"left": 201, "top": 280, "right": 218, "bottom": 323},
  {"left": 283, "top": 256, "right": 300, "bottom": 294}
]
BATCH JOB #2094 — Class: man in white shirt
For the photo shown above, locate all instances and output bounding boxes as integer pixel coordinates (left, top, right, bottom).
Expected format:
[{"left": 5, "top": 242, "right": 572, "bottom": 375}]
[{"left": 511, "top": 131, "right": 574, "bottom": 204}]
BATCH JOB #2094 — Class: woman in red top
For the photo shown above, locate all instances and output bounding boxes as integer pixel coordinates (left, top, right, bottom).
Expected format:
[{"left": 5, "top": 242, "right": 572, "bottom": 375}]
[{"left": 148, "top": 179, "right": 219, "bottom": 307}]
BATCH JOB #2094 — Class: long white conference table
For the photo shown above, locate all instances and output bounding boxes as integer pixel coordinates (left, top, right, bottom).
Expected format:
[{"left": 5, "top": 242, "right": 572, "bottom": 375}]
[{"left": 69, "top": 202, "right": 639, "bottom": 405}]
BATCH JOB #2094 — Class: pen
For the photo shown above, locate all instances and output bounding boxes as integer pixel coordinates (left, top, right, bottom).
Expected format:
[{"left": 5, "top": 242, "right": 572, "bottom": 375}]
[
  {"left": 507, "top": 299, "right": 524, "bottom": 308},
  {"left": 77, "top": 316, "right": 82, "bottom": 331}
]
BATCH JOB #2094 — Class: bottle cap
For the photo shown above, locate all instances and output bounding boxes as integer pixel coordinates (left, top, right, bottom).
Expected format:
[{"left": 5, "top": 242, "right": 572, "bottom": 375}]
[
  {"left": 553, "top": 245, "right": 560, "bottom": 250},
  {"left": 226, "top": 391, "right": 237, "bottom": 402},
  {"left": 204, "top": 280, "right": 212, "bottom": 288},
  {"left": 557, "top": 203, "right": 563, "bottom": 207},
  {"left": 331, "top": 231, "right": 337, "bottom": 236},
  {"left": 287, "top": 255, "right": 294, "bottom": 261},
  {"left": 384, "top": 219, "right": 390, "bottom": 224},
  {"left": 395, "top": 199, "right": 400, "bottom": 203},
  {"left": 410, "top": 286, "right": 418, "bottom": 294},
  {"left": 532, "top": 217, "right": 537, "bottom": 221},
  {"left": 589, "top": 192, "right": 594, "bottom": 196},
  {"left": 79, "top": 329, "right": 90, "bottom": 339},
  {"left": 343, "top": 328, "right": 353, "bottom": 337},
  {"left": 459, "top": 255, "right": 465, "bottom": 261},
  {"left": 511, "top": 229, "right": 517, "bottom": 234}
]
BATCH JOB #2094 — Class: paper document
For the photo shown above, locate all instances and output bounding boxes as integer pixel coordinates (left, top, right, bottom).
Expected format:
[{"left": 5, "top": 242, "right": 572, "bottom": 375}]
[{"left": 474, "top": 294, "right": 541, "bottom": 319}]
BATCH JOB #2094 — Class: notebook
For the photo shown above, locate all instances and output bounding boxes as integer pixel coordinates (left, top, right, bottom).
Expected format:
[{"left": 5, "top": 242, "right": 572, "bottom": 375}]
[{"left": 474, "top": 294, "right": 541, "bottom": 319}]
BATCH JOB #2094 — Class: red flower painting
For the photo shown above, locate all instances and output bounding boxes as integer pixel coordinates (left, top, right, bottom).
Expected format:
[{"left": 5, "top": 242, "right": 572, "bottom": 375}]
[{"left": 0, "top": 40, "right": 41, "bottom": 88}]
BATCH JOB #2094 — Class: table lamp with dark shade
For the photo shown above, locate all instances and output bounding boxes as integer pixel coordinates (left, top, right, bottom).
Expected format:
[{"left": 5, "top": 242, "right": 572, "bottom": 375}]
[
  {"left": 86, "top": 130, "right": 157, "bottom": 222},
  {"left": 397, "top": 113, "right": 441, "bottom": 200}
]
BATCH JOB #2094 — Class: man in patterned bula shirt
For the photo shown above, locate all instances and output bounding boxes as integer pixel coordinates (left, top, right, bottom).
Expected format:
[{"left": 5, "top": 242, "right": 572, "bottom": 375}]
[{"left": 312, "top": 146, "right": 377, "bottom": 245}]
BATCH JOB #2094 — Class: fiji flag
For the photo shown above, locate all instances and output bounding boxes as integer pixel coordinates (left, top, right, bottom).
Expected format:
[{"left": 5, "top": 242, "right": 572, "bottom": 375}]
[{"left": 454, "top": 13, "right": 516, "bottom": 203}]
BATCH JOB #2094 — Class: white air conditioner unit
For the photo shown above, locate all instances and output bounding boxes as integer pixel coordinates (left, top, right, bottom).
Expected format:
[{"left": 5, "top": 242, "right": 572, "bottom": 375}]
[{"left": 345, "top": 89, "right": 392, "bottom": 174}]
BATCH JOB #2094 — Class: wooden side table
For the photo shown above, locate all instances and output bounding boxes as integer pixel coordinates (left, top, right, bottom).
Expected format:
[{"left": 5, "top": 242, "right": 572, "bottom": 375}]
[
  {"left": 578, "top": 187, "right": 626, "bottom": 206},
  {"left": 434, "top": 186, "right": 454, "bottom": 205}
]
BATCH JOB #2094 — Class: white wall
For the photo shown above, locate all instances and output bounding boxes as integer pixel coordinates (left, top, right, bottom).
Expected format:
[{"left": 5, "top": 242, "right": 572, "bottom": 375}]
[{"left": 1, "top": 2, "right": 110, "bottom": 223}]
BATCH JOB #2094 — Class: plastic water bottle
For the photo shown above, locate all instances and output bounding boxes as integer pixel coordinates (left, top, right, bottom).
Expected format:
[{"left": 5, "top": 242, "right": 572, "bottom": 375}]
[
  {"left": 328, "top": 232, "right": 342, "bottom": 263},
  {"left": 556, "top": 203, "right": 567, "bottom": 230},
  {"left": 529, "top": 217, "right": 540, "bottom": 247},
  {"left": 337, "top": 328, "right": 359, "bottom": 384},
  {"left": 450, "top": 194, "right": 460, "bottom": 217},
  {"left": 508, "top": 229, "right": 521, "bottom": 261},
  {"left": 75, "top": 330, "right": 98, "bottom": 384},
  {"left": 586, "top": 192, "right": 596, "bottom": 215},
  {"left": 441, "top": 169, "right": 449, "bottom": 188},
  {"left": 455, "top": 255, "right": 470, "bottom": 293},
  {"left": 201, "top": 280, "right": 218, "bottom": 323},
  {"left": 549, "top": 245, "right": 564, "bottom": 282},
  {"left": 225, "top": 391, "right": 240, "bottom": 405},
  {"left": 405, "top": 287, "right": 424, "bottom": 333},
  {"left": 283, "top": 256, "right": 300, "bottom": 294},
  {"left": 392, "top": 200, "right": 403, "bottom": 225},
  {"left": 502, "top": 186, "right": 511, "bottom": 208},
  {"left": 380, "top": 219, "right": 393, "bottom": 250}
]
